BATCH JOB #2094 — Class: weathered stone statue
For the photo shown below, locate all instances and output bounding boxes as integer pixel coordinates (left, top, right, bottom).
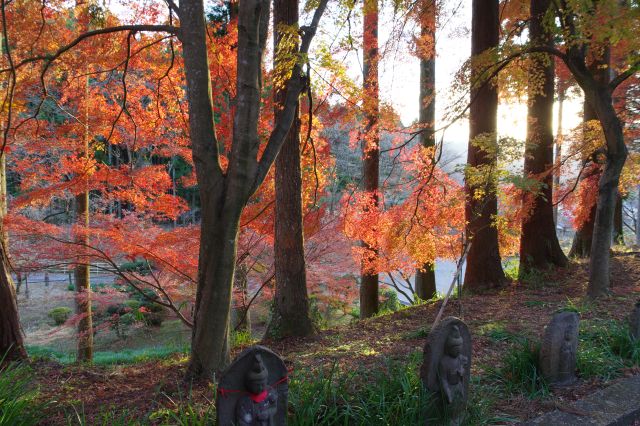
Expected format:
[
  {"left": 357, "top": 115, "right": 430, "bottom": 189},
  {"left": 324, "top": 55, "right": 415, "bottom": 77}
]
[
  {"left": 217, "top": 345, "right": 288, "bottom": 426},
  {"left": 421, "top": 317, "right": 471, "bottom": 425},
  {"left": 539, "top": 311, "right": 579, "bottom": 387},
  {"left": 629, "top": 300, "right": 640, "bottom": 341}
]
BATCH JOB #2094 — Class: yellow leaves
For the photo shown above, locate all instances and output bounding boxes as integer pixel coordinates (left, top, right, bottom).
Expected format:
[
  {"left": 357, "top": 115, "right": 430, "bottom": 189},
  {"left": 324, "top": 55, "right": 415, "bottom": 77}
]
[{"left": 273, "top": 23, "right": 301, "bottom": 93}]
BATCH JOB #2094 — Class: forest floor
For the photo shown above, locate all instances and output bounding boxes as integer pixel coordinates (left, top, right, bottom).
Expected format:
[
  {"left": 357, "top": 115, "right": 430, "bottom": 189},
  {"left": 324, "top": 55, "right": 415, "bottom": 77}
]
[{"left": 29, "top": 250, "right": 640, "bottom": 425}]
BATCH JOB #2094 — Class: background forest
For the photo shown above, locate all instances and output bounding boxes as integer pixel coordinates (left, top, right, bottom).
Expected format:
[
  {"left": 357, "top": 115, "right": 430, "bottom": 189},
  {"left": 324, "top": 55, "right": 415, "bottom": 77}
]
[{"left": 0, "top": 0, "right": 639, "bottom": 424}]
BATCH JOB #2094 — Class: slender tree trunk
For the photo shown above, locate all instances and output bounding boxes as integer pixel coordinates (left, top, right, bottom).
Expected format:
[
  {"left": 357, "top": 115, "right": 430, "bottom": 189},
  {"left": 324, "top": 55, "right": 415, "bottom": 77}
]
[
  {"left": 637, "top": 186, "right": 640, "bottom": 246},
  {"left": 267, "top": 0, "right": 314, "bottom": 338},
  {"left": 414, "top": 0, "right": 437, "bottom": 300},
  {"left": 75, "top": 1, "right": 93, "bottom": 362},
  {"left": 569, "top": 51, "right": 610, "bottom": 259},
  {"left": 553, "top": 89, "right": 565, "bottom": 225},
  {"left": 0, "top": 153, "right": 26, "bottom": 363},
  {"left": 613, "top": 193, "right": 624, "bottom": 245},
  {"left": 463, "top": 0, "right": 505, "bottom": 291},
  {"left": 587, "top": 86, "right": 627, "bottom": 297},
  {"left": 519, "top": 0, "right": 567, "bottom": 275},
  {"left": 360, "top": 0, "right": 380, "bottom": 318},
  {"left": 183, "top": 0, "right": 327, "bottom": 378}
]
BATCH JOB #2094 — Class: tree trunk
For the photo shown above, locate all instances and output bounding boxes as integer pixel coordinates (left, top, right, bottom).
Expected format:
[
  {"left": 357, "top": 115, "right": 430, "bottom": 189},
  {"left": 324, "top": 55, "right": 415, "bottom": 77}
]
[
  {"left": 519, "top": 0, "right": 568, "bottom": 275},
  {"left": 182, "top": 0, "right": 327, "bottom": 378},
  {"left": 553, "top": 89, "right": 564, "bottom": 225},
  {"left": 463, "top": 0, "right": 506, "bottom": 291},
  {"left": 0, "top": 153, "right": 26, "bottom": 364},
  {"left": 587, "top": 87, "right": 627, "bottom": 297},
  {"left": 613, "top": 193, "right": 624, "bottom": 245},
  {"left": 569, "top": 51, "right": 610, "bottom": 259},
  {"left": 267, "top": 0, "right": 314, "bottom": 338},
  {"left": 637, "top": 186, "right": 640, "bottom": 246},
  {"left": 360, "top": 0, "right": 380, "bottom": 318},
  {"left": 181, "top": 0, "right": 235, "bottom": 379},
  {"left": 75, "top": 1, "right": 93, "bottom": 362},
  {"left": 415, "top": 0, "right": 437, "bottom": 301}
]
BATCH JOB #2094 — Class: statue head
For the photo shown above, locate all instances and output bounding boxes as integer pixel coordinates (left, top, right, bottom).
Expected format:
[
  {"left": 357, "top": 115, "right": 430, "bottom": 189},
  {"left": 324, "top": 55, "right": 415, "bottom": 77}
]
[
  {"left": 245, "top": 354, "right": 269, "bottom": 395},
  {"left": 445, "top": 325, "right": 464, "bottom": 357}
]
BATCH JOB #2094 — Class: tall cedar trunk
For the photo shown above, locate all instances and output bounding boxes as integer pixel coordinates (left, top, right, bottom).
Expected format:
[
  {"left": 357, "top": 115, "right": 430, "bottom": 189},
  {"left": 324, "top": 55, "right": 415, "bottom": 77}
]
[
  {"left": 414, "top": 0, "right": 437, "bottom": 300},
  {"left": 613, "top": 193, "right": 624, "bottom": 245},
  {"left": 569, "top": 52, "right": 609, "bottom": 259},
  {"left": 463, "top": 0, "right": 506, "bottom": 291},
  {"left": 553, "top": 89, "right": 564, "bottom": 225},
  {"left": 267, "top": 0, "right": 314, "bottom": 337},
  {"left": 0, "top": 154, "right": 26, "bottom": 363},
  {"left": 75, "top": 1, "right": 93, "bottom": 362},
  {"left": 519, "top": 0, "right": 568, "bottom": 275},
  {"left": 360, "top": 0, "right": 380, "bottom": 318}
]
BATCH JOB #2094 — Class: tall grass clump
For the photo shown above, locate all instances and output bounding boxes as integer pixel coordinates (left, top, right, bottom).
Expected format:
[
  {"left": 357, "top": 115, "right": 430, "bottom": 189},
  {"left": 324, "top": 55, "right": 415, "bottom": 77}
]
[
  {"left": 0, "top": 356, "right": 45, "bottom": 426},
  {"left": 289, "top": 354, "right": 429, "bottom": 425},
  {"left": 488, "top": 338, "right": 548, "bottom": 399}
]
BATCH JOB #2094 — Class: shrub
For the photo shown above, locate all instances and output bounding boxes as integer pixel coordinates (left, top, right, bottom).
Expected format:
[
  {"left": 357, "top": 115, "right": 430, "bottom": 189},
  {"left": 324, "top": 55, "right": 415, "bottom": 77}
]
[
  {"left": 380, "top": 288, "right": 402, "bottom": 313},
  {"left": 48, "top": 307, "right": 72, "bottom": 325},
  {"left": 119, "top": 260, "right": 151, "bottom": 275}
]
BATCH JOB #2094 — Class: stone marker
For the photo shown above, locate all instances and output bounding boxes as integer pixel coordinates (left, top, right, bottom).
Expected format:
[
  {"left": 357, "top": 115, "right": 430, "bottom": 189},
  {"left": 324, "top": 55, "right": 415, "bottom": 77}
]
[
  {"left": 539, "top": 311, "right": 579, "bottom": 387},
  {"left": 421, "top": 316, "right": 471, "bottom": 425},
  {"left": 217, "top": 345, "right": 288, "bottom": 426},
  {"left": 629, "top": 300, "right": 640, "bottom": 341}
]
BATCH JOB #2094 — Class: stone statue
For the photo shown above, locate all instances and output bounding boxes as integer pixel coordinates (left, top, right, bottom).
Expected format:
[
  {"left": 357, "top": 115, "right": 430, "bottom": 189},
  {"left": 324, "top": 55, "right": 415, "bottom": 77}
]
[
  {"left": 421, "top": 317, "right": 471, "bottom": 425},
  {"left": 629, "top": 300, "right": 640, "bottom": 341},
  {"left": 539, "top": 311, "right": 579, "bottom": 387},
  {"left": 217, "top": 345, "right": 288, "bottom": 426}
]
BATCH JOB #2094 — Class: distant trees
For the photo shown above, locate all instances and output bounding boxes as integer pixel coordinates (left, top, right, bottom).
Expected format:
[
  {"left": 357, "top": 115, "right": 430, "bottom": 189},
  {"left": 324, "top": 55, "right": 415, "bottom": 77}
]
[{"left": 464, "top": 0, "right": 506, "bottom": 291}]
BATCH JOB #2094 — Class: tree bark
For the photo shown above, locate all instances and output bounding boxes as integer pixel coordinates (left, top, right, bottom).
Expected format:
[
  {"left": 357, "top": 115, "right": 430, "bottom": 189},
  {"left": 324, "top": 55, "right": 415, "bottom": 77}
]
[
  {"left": 75, "top": 0, "right": 93, "bottom": 362},
  {"left": 463, "top": 0, "right": 506, "bottom": 291},
  {"left": 519, "top": 0, "right": 568, "bottom": 275},
  {"left": 415, "top": 0, "right": 437, "bottom": 300},
  {"left": 360, "top": 0, "right": 380, "bottom": 318},
  {"left": 613, "top": 193, "right": 624, "bottom": 245},
  {"left": 553, "top": 89, "right": 564, "bottom": 225},
  {"left": 182, "top": 0, "right": 328, "bottom": 378},
  {"left": 267, "top": 0, "right": 314, "bottom": 337},
  {"left": 637, "top": 186, "right": 640, "bottom": 246},
  {"left": 569, "top": 51, "right": 610, "bottom": 259},
  {"left": 0, "top": 153, "right": 26, "bottom": 364},
  {"left": 586, "top": 87, "right": 627, "bottom": 297}
]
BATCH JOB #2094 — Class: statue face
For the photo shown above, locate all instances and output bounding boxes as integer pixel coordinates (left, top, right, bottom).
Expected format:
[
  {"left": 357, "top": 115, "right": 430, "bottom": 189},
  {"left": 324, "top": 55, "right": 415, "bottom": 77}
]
[
  {"left": 247, "top": 378, "right": 267, "bottom": 395},
  {"left": 445, "top": 325, "right": 463, "bottom": 357}
]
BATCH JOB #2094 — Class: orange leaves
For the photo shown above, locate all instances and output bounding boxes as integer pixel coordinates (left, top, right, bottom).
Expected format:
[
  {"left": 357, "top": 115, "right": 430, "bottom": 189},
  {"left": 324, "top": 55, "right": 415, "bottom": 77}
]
[{"left": 344, "top": 146, "right": 464, "bottom": 276}]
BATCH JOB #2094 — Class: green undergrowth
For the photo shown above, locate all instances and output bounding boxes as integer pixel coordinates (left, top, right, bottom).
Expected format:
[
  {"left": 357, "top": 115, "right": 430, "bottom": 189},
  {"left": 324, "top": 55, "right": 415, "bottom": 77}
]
[
  {"left": 27, "top": 344, "right": 189, "bottom": 366},
  {"left": 0, "top": 357, "right": 47, "bottom": 426}
]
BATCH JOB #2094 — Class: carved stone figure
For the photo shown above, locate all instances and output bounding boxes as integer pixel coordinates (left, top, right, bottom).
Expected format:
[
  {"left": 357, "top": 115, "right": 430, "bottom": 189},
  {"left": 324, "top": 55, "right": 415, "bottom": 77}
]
[
  {"left": 539, "top": 311, "right": 579, "bottom": 387},
  {"left": 421, "top": 317, "right": 471, "bottom": 424},
  {"left": 217, "top": 345, "right": 288, "bottom": 426},
  {"left": 629, "top": 300, "right": 640, "bottom": 341}
]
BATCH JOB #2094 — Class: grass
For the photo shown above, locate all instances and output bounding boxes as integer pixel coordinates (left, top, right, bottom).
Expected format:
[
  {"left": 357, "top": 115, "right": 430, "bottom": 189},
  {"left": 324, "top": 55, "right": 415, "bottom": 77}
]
[
  {"left": 576, "top": 319, "right": 639, "bottom": 380},
  {"left": 487, "top": 338, "right": 549, "bottom": 399},
  {"left": 0, "top": 356, "right": 47, "bottom": 426},
  {"left": 27, "top": 344, "right": 188, "bottom": 365}
]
